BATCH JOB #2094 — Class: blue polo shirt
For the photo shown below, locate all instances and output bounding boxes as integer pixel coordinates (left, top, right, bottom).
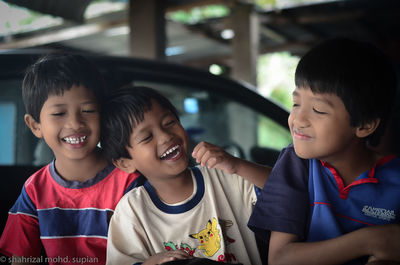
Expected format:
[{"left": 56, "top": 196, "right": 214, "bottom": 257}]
[{"left": 248, "top": 145, "right": 400, "bottom": 265}]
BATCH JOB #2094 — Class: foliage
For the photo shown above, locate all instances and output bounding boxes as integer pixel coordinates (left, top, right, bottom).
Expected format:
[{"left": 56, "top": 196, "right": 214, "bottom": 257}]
[
  {"left": 257, "top": 51, "right": 299, "bottom": 110},
  {"left": 258, "top": 116, "right": 292, "bottom": 149},
  {"left": 168, "top": 5, "right": 229, "bottom": 24}
]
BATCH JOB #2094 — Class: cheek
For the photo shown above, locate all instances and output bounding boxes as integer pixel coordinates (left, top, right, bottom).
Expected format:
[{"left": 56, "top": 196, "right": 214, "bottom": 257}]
[{"left": 287, "top": 114, "right": 294, "bottom": 132}]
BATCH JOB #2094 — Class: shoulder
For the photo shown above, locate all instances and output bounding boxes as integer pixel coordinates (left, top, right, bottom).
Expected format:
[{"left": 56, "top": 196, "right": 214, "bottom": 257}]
[
  {"left": 99, "top": 167, "right": 145, "bottom": 195},
  {"left": 24, "top": 164, "right": 52, "bottom": 190},
  {"left": 115, "top": 186, "right": 148, "bottom": 211},
  {"left": 195, "top": 166, "right": 255, "bottom": 194},
  {"left": 376, "top": 155, "right": 400, "bottom": 174},
  {"left": 196, "top": 165, "right": 242, "bottom": 183},
  {"left": 272, "top": 144, "right": 309, "bottom": 175}
]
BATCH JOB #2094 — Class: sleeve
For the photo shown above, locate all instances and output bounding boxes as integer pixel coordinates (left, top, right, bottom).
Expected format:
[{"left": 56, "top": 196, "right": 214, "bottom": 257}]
[
  {"left": 247, "top": 145, "right": 310, "bottom": 241},
  {"left": 236, "top": 173, "right": 257, "bottom": 207},
  {"left": 106, "top": 193, "right": 150, "bottom": 265},
  {"left": 0, "top": 186, "right": 42, "bottom": 257}
]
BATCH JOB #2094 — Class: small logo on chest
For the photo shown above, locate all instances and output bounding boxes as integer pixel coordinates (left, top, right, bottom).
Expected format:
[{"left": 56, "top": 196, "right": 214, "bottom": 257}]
[{"left": 362, "top": 205, "right": 396, "bottom": 221}]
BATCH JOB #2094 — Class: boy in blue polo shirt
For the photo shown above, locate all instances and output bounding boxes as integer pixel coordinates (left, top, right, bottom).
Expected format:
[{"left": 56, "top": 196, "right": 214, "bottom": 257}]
[{"left": 247, "top": 38, "right": 400, "bottom": 265}]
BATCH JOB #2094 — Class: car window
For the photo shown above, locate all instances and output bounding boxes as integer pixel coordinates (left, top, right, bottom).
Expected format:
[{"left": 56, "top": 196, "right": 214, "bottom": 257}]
[{"left": 0, "top": 54, "right": 291, "bottom": 167}]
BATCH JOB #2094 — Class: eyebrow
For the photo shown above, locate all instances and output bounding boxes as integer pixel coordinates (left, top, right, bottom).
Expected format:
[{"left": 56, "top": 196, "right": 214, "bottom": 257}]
[
  {"left": 292, "top": 90, "right": 334, "bottom": 108},
  {"left": 49, "top": 100, "right": 97, "bottom": 108},
  {"left": 312, "top": 96, "right": 335, "bottom": 108}
]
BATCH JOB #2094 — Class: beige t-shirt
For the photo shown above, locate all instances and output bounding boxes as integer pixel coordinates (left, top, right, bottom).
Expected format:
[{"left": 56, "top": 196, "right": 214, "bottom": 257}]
[{"left": 106, "top": 166, "right": 261, "bottom": 265}]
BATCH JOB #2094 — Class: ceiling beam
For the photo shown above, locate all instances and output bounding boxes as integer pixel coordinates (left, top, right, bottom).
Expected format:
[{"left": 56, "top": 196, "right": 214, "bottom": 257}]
[{"left": 0, "top": 19, "right": 126, "bottom": 51}]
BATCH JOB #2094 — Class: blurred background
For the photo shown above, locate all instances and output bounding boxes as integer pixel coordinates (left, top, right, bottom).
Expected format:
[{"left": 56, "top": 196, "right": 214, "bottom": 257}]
[
  {"left": 2, "top": 0, "right": 399, "bottom": 105},
  {"left": 1, "top": 0, "right": 400, "bottom": 167}
]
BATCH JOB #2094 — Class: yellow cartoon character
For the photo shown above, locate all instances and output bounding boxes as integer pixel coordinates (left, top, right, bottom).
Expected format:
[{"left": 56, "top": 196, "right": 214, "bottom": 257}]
[{"left": 189, "top": 218, "right": 221, "bottom": 257}]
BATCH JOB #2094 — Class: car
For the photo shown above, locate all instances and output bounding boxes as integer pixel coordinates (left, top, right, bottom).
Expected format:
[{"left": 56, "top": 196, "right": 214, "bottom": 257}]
[{"left": 0, "top": 51, "right": 291, "bottom": 237}]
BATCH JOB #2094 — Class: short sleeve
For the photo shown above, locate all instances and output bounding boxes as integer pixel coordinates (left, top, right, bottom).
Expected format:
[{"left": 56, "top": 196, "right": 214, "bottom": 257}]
[
  {"left": 0, "top": 186, "right": 42, "bottom": 257},
  {"left": 248, "top": 145, "right": 310, "bottom": 241}
]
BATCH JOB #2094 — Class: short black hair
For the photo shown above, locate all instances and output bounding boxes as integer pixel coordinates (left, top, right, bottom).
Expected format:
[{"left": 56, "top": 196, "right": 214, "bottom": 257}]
[
  {"left": 100, "top": 85, "right": 179, "bottom": 162},
  {"left": 22, "top": 52, "right": 106, "bottom": 122},
  {"left": 295, "top": 37, "right": 397, "bottom": 146}
]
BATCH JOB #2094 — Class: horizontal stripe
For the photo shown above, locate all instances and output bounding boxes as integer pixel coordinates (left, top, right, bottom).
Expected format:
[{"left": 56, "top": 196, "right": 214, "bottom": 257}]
[
  {"left": 8, "top": 211, "right": 38, "bottom": 219},
  {"left": 41, "top": 235, "right": 107, "bottom": 239},
  {"left": 311, "top": 202, "right": 374, "bottom": 226},
  {"left": 38, "top": 207, "right": 113, "bottom": 212},
  {"left": 335, "top": 213, "right": 374, "bottom": 226},
  {"left": 38, "top": 208, "right": 112, "bottom": 237}
]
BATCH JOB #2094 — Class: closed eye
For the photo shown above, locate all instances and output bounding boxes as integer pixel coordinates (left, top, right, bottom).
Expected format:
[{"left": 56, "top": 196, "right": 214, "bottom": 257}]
[
  {"left": 313, "top": 108, "right": 327, "bottom": 114},
  {"left": 83, "top": 109, "right": 96, "bottom": 113},
  {"left": 51, "top": 112, "right": 65, "bottom": 116},
  {"left": 164, "top": 119, "right": 176, "bottom": 127},
  {"left": 140, "top": 134, "right": 152, "bottom": 143}
]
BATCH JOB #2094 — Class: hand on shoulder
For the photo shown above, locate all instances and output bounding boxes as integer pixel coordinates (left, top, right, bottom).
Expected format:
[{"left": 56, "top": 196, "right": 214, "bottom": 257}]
[{"left": 192, "top": 141, "right": 238, "bottom": 174}]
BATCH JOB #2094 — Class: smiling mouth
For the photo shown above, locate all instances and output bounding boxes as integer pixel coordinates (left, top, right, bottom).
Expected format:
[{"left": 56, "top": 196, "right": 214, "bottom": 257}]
[
  {"left": 293, "top": 130, "right": 311, "bottom": 139},
  {"left": 62, "top": 136, "right": 87, "bottom": 144},
  {"left": 160, "top": 145, "right": 181, "bottom": 160}
]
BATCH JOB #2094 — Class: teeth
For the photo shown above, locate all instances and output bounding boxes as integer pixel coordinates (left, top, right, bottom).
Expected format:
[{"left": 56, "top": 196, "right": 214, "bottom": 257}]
[
  {"left": 160, "top": 145, "right": 179, "bottom": 158},
  {"left": 63, "top": 136, "right": 87, "bottom": 144}
]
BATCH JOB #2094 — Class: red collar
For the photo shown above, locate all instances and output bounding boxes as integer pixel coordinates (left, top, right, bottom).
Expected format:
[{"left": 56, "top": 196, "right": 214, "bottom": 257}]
[{"left": 320, "top": 155, "right": 396, "bottom": 199}]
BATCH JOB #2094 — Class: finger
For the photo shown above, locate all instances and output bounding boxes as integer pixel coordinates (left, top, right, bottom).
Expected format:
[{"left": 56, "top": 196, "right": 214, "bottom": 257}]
[
  {"left": 192, "top": 142, "right": 203, "bottom": 157},
  {"left": 200, "top": 150, "right": 221, "bottom": 168},
  {"left": 193, "top": 145, "right": 208, "bottom": 163},
  {"left": 208, "top": 157, "right": 220, "bottom": 169},
  {"left": 168, "top": 250, "right": 192, "bottom": 259},
  {"left": 192, "top": 141, "right": 210, "bottom": 157},
  {"left": 198, "top": 150, "right": 212, "bottom": 167}
]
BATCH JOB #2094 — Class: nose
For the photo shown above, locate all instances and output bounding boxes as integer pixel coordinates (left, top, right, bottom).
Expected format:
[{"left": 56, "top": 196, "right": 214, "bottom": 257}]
[
  {"left": 290, "top": 107, "right": 310, "bottom": 128},
  {"left": 66, "top": 112, "right": 84, "bottom": 130},
  {"left": 158, "top": 128, "right": 174, "bottom": 145}
]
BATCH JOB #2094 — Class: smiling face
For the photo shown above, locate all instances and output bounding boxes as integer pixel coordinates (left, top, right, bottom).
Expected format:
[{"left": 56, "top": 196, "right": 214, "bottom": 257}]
[
  {"left": 118, "top": 100, "right": 189, "bottom": 180},
  {"left": 288, "top": 86, "right": 358, "bottom": 162},
  {"left": 25, "top": 85, "right": 101, "bottom": 166}
]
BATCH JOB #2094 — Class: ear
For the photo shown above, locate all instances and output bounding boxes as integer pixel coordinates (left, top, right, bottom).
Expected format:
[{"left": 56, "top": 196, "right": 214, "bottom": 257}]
[
  {"left": 113, "top": 157, "right": 137, "bottom": 173},
  {"left": 355, "top": 118, "right": 380, "bottom": 138},
  {"left": 24, "top": 114, "right": 43, "bottom": 138}
]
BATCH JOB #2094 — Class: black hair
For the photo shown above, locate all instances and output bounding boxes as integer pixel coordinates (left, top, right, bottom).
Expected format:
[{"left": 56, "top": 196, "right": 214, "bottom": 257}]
[
  {"left": 295, "top": 37, "right": 397, "bottom": 146},
  {"left": 100, "top": 85, "right": 179, "bottom": 162},
  {"left": 22, "top": 52, "right": 106, "bottom": 122}
]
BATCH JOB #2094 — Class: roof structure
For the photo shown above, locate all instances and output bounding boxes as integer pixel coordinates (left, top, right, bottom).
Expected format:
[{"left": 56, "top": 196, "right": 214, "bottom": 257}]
[{"left": 1, "top": 0, "right": 400, "bottom": 66}]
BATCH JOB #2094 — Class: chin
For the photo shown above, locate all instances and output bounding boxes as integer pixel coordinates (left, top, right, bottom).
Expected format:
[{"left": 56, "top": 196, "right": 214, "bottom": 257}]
[{"left": 293, "top": 145, "right": 313, "bottom": 159}]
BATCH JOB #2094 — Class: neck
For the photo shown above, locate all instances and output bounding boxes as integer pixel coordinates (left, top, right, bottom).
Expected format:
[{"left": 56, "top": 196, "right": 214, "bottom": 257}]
[
  {"left": 322, "top": 142, "right": 382, "bottom": 186},
  {"left": 54, "top": 149, "right": 108, "bottom": 182},
  {"left": 150, "top": 168, "right": 193, "bottom": 204}
]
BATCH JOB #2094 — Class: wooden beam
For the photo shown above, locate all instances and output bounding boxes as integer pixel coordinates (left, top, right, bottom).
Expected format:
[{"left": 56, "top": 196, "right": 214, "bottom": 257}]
[
  {"left": 128, "top": 0, "right": 166, "bottom": 60},
  {"left": 231, "top": 2, "right": 259, "bottom": 86},
  {"left": 0, "top": 19, "right": 126, "bottom": 50}
]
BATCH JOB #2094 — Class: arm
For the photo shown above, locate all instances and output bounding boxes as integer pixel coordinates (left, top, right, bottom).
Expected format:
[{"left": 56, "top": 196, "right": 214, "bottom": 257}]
[
  {"left": 0, "top": 186, "right": 42, "bottom": 263},
  {"left": 192, "top": 141, "right": 271, "bottom": 188},
  {"left": 268, "top": 224, "right": 400, "bottom": 265}
]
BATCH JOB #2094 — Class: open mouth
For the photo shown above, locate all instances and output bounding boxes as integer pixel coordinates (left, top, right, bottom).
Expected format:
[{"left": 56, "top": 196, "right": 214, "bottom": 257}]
[
  {"left": 62, "top": 136, "right": 87, "bottom": 144},
  {"left": 160, "top": 145, "right": 181, "bottom": 160}
]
